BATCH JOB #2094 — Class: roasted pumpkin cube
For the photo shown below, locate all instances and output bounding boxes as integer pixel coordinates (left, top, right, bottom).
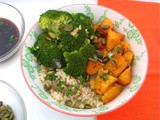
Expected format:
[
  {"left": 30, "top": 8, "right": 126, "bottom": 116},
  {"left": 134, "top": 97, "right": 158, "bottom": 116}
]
[
  {"left": 97, "top": 18, "right": 114, "bottom": 36},
  {"left": 104, "top": 54, "right": 128, "bottom": 77},
  {"left": 99, "top": 47, "right": 108, "bottom": 58},
  {"left": 123, "top": 50, "right": 134, "bottom": 65},
  {"left": 119, "top": 67, "right": 131, "bottom": 85},
  {"left": 94, "top": 24, "right": 99, "bottom": 32},
  {"left": 86, "top": 61, "right": 104, "bottom": 75},
  {"left": 101, "top": 75, "right": 118, "bottom": 94},
  {"left": 102, "top": 83, "right": 124, "bottom": 103},
  {"left": 90, "top": 79, "right": 95, "bottom": 89},
  {"left": 94, "top": 68, "right": 104, "bottom": 90},
  {"left": 120, "top": 41, "right": 131, "bottom": 53},
  {"left": 107, "top": 30, "right": 125, "bottom": 51}
]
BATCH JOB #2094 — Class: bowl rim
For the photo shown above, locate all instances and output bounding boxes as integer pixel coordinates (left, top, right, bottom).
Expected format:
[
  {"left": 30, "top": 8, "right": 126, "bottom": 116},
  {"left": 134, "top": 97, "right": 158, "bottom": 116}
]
[
  {"left": 0, "top": 2, "right": 25, "bottom": 62},
  {"left": 0, "top": 80, "right": 27, "bottom": 119},
  {"left": 20, "top": 4, "right": 148, "bottom": 117}
]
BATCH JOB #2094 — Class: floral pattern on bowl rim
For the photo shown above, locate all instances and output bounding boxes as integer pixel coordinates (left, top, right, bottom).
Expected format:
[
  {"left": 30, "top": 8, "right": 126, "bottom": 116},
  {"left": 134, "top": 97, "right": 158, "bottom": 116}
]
[{"left": 21, "top": 4, "right": 148, "bottom": 116}]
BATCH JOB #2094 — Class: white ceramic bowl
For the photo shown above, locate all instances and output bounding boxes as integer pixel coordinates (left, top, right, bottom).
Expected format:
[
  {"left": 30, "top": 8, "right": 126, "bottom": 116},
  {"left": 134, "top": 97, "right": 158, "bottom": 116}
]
[{"left": 21, "top": 4, "right": 148, "bottom": 116}]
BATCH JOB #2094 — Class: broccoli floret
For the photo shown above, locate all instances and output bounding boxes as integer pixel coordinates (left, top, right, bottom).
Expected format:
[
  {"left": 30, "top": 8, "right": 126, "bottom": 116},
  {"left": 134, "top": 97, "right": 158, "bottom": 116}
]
[
  {"left": 39, "top": 10, "right": 72, "bottom": 39},
  {"left": 64, "top": 51, "right": 87, "bottom": 77},
  {"left": 31, "top": 32, "right": 65, "bottom": 68},
  {"left": 71, "top": 13, "right": 94, "bottom": 37},
  {"left": 79, "top": 39, "right": 96, "bottom": 58},
  {"left": 60, "top": 30, "right": 88, "bottom": 52},
  {"left": 63, "top": 40, "right": 95, "bottom": 77}
]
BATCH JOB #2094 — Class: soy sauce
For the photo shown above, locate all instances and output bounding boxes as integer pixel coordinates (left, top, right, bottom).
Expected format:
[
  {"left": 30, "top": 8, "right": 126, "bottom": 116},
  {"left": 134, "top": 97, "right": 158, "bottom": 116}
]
[{"left": 0, "top": 18, "right": 19, "bottom": 57}]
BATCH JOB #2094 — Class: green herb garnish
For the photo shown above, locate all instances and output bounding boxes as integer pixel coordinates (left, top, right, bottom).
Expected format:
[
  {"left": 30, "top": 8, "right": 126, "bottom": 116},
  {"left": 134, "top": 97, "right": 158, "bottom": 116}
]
[{"left": 66, "top": 89, "right": 72, "bottom": 96}]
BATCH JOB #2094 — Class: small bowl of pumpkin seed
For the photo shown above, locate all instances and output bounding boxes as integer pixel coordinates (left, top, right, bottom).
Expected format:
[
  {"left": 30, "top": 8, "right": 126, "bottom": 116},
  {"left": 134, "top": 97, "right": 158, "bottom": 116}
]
[{"left": 0, "top": 80, "right": 27, "bottom": 120}]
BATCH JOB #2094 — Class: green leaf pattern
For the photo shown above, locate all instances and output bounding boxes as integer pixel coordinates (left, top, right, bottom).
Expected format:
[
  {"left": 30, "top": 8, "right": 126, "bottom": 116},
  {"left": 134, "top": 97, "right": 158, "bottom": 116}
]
[
  {"left": 114, "top": 18, "right": 125, "bottom": 28},
  {"left": 123, "top": 23, "right": 143, "bottom": 45},
  {"left": 84, "top": 5, "right": 94, "bottom": 21},
  {"left": 97, "top": 9, "right": 108, "bottom": 24},
  {"left": 128, "top": 74, "right": 142, "bottom": 92}
]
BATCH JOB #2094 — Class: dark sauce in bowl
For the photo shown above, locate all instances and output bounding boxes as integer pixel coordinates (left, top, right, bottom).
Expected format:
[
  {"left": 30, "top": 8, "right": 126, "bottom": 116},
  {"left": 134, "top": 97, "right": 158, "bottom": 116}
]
[{"left": 0, "top": 18, "right": 19, "bottom": 57}]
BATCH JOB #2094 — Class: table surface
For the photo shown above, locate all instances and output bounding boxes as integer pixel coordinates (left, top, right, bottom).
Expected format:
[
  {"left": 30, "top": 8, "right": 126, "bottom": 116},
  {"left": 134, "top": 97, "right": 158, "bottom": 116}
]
[{"left": 0, "top": 0, "right": 159, "bottom": 120}]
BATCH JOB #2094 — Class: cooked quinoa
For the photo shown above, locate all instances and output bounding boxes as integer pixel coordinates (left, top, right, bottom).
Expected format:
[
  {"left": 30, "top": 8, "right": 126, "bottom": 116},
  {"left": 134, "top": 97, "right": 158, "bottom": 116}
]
[{"left": 39, "top": 65, "right": 103, "bottom": 109}]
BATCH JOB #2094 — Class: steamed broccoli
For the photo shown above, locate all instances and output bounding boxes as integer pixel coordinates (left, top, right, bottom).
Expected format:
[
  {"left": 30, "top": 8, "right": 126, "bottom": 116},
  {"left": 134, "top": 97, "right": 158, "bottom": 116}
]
[
  {"left": 63, "top": 40, "right": 96, "bottom": 77},
  {"left": 79, "top": 39, "right": 96, "bottom": 58},
  {"left": 31, "top": 32, "right": 65, "bottom": 68},
  {"left": 39, "top": 10, "right": 72, "bottom": 39},
  {"left": 71, "top": 13, "right": 94, "bottom": 37},
  {"left": 64, "top": 51, "right": 87, "bottom": 77},
  {"left": 60, "top": 30, "right": 88, "bottom": 52}
]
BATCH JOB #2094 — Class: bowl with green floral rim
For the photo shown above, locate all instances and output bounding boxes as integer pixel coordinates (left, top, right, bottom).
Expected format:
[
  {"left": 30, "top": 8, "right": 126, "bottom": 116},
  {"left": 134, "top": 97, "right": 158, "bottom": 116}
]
[{"left": 21, "top": 4, "right": 148, "bottom": 116}]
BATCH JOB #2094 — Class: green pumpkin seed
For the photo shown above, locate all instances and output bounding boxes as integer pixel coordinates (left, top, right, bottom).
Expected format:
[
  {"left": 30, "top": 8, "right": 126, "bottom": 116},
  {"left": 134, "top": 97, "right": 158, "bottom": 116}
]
[
  {"left": 0, "top": 106, "right": 6, "bottom": 110},
  {"left": 52, "top": 58, "right": 63, "bottom": 69},
  {"left": 0, "top": 111, "right": 6, "bottom": 117},
  {"left": 102, "top": 25, "right": 110, "bottom": 30},
  {"left": 102, "top": 75, "right": 108, "bottom": 81},
  {"left": 110, "top": 57, "right": 117, "bottom": 66},
  {"left": 102, "top": 58, "right": 109, "bottom": 64},
  {"left": 48, "top": 32, "right": 56, "bottom": 38},
  {"left": 101, "top": 38, "right": 106, "bottom": 44},
  {"left": 84, "top": 104, "right": 92, "bottom": 109},
  {"left": 65, "top": 100, "right": 72, "bottom": 107},
  {"left": 64, "top": 25, "right": 73, "bottom": 32},
  {"left": 74, "top": 100, "right": 81, "bottom": 108},
  {"left": 92, "top": 38, "right": 98, "bottom": 43},
  {"left": 3, "top": 112, "right": 10, "bottom": 118},
  {"left": 46, "top": 71, "right": 55, "bottom": 76},
  {"left": 117, "top": 47, "right": 123, "bottom": 54},
  {"left": 88, "top": 58, "right": 98, "bottom": 62},
  {"left": 93, "top": 54, "right": 98, "bottom": 60},
  {"left": 45, "top": 36, "right": 52, "bottom": 41},
  {"left": 44, "top": 80, "right": 52, "bottom": 90}
]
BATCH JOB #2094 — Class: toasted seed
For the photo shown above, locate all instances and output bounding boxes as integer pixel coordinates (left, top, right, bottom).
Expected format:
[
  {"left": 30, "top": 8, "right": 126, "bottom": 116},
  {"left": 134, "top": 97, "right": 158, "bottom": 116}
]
[
  {"left": 46, "top": 71, "right": 55, "bottom": 76},
  {"left": 117, "top": 47, "right": 123, "bottom": 54},
  {"left": 45, "top": 36, "right": 52, "bottom": 41},
  {"left": 88, "top": 58, "right": 98, "bottom": 62},
  {"left": 0, "top": 105, "right": 6, "bottom": 110},
  {"left": 102, "top": 25, "right": 110, "bottom": 30},
  {"left": 92, "top": 38, "right": 98, "bottom": 43},
  {"left": 96, "top": 50, "right": 103, "bottom": 59},
  {"left": 44, "top": 80, "right": 52, "bottom": 90},
  {"left": 101, "top": 38, "right": 106, "bottom": 44},
  {"left": 104, "top": 70, "right": 109, "bottom": 74},
  {"left": 64, "top": 25, "right": 73, "bottom": 32},
  {"left": 84, "top": 104, "right": 92, "bottom": 109},
  {"left": 110, "top": 57, "right": 117, "bottom": 66},
  {"left": 6, "top": 106, "right": 12, "bottom": 113},
  {"left": 3, "top": 111, "right": 10, "bottom": 118},
  {"left": 90, "top": 35, "right": 94, "bottom": 40},
  {"left": 0, "top": 110, "right": 6, "bottom": 117},
  {"left": 52, "top": 58, "right": 63, "bottom": 69},
  {"left": 86, "top": 75, "right": 90, "bottom": 81},
  {"left": 93, "top": 54, "right": 98, "bottom": 60},
  {"left": 102, "top": 58, "right": 109, "bottom": 64},
  {"left": 74, "top": 100, "right": 81, "bottom": 108},
  {"left": 98, "top": 58, "right": 103, "bottom": 63},
  {"left": 48, "top": 32, "right": 56, "bottom": 38},
  {"left": 9, "top": 112, "right": 13, "bottom": 119}
]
